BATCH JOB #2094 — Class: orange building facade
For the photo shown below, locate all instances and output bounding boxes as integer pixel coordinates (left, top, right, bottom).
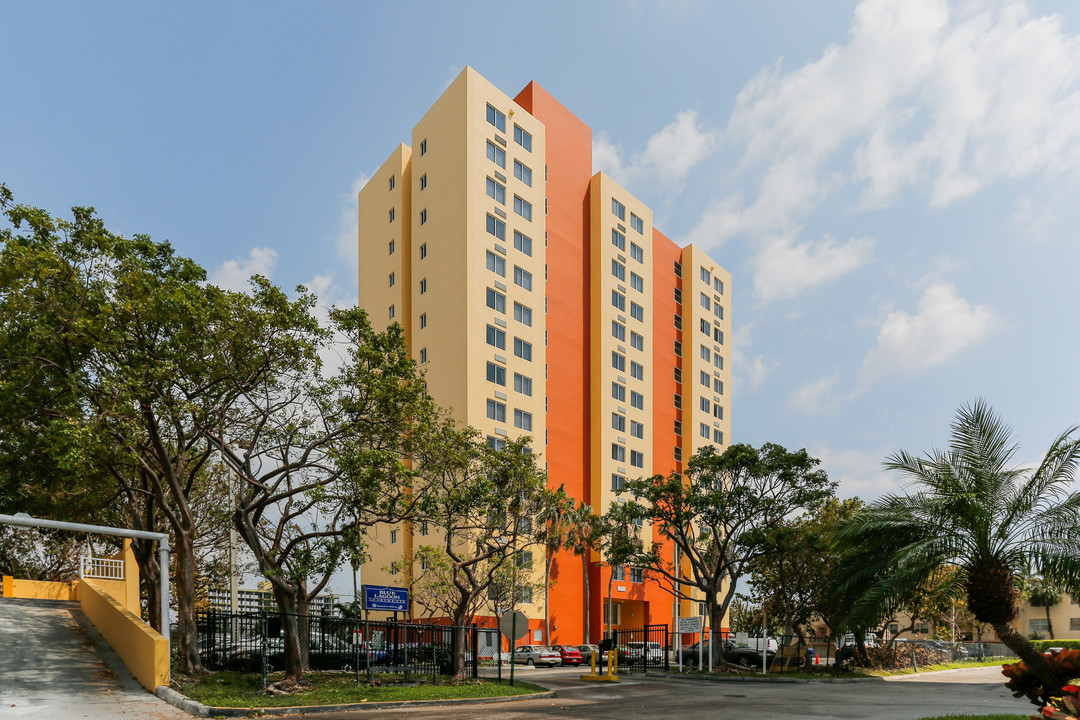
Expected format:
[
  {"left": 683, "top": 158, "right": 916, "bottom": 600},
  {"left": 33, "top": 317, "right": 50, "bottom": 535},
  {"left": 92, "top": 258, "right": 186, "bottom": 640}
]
[{"left": 357, "top": 67, "right": 731, "bottom": 645}]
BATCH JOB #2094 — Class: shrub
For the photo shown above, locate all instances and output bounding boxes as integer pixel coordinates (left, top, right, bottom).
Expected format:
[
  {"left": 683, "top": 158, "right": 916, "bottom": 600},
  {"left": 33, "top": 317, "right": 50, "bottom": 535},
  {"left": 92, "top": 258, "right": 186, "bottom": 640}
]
[
  {"left": 1033, "top": 641, "right": 1080, "bottom": 653},
  {"left": 1002, "top": 649, "right": 1080, "bottom": 707}
]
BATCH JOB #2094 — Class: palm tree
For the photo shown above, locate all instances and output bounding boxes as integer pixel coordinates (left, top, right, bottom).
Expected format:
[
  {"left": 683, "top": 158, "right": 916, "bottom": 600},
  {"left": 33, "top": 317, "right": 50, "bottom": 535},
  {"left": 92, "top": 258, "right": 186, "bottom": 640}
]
[
  {"left": 535, "top": 486, "right": 574, "bottom": 644},
  {"left": 836, "top": 400, "right": 1080, "bottom": 691},
  {"left": 1028, "top": 578, "right": 1062, "bottom": 640},
  {"left": 564, "top": 501, "right": 601, "bottom": 643}
]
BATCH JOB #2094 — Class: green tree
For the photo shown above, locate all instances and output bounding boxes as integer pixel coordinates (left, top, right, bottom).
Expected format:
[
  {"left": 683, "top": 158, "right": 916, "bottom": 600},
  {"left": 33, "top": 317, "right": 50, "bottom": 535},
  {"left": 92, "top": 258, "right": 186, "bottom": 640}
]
[
  {"left": 623, "top": 443, "right": 834, "bottom": 668},
  {"left": 563, "top": 501, "right": 601, "bottom": 643},
  {"left": 410, "top": 426, "right": 550, "bottom": 676},
  {"left": 835, "top": 400, "right": 1080, "bottom": 692},
  {"left": 598, "top": 501, "right": 645, "bottom": 638},
  {"left": 534, "top": 485, "right": 574, "bottom": 644},
  {"left": 1028, "top": 578, "right": 1062, "bottom": 640}
]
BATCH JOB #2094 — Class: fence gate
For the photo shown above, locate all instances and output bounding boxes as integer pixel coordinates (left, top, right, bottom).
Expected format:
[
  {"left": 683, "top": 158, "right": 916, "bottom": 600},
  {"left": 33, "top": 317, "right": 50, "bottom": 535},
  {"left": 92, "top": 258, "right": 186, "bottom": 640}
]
[{"left": 613, "top": 624, "right": 669, "bottom": 673}]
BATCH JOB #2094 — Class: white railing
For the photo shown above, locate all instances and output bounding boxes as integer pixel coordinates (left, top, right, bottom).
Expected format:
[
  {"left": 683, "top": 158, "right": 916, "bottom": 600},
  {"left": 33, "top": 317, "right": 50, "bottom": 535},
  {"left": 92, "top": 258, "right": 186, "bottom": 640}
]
[{"left": 79, "top": 556, "right": 125, "bottom": 580}]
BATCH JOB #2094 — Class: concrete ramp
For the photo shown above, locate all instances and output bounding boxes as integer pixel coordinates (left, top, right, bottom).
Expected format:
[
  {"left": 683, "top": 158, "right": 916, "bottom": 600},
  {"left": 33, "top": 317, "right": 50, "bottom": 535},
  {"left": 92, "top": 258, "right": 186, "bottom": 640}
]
[{"left": 0, "top": 598, "right": 187, "bottom": 719}]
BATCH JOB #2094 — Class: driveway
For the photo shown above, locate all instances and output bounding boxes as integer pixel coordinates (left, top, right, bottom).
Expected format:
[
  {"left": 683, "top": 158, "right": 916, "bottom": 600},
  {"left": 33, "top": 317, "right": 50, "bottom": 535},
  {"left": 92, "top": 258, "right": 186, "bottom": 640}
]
[
  {"left": 315, "top": 664, "right": 1034, "bottom": 720},
  {"left": 0, "top": 597, "right": 188, "bottom": 719}
]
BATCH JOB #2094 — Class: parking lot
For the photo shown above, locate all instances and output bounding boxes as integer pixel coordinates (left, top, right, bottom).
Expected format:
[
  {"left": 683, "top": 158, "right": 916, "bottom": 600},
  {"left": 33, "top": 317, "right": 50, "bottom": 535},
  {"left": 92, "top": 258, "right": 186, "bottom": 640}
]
[{"left": 311, "top": 664, "right": 1033, "bottom": 719}]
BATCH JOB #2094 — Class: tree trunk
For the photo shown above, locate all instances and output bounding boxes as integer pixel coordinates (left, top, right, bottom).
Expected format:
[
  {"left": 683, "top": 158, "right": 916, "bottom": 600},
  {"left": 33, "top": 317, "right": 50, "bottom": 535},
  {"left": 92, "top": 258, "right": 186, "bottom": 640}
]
[
  {"left": 269, "top": 580, "right": 304, "bottom": 687},
  {"left": 1046, "top": 605, "right": 1055, "bottom": 640},
  {"left": 606, "top": 570, "right": 614, "bottom": 638},
  {"left": 581, "top": 555, "right": 590, "bottom": 643},
  {"left": 993, "top": 620, "right": 1065, "bottom": 694},
  {"left": 451, "top": 599, "right": 470, "bottom": 678},
  {"left": 173, "top": 530, "right": 203, "bottom": 674},
  {"left": 709, "top": 601, "right": 728, "bottom": 670}
]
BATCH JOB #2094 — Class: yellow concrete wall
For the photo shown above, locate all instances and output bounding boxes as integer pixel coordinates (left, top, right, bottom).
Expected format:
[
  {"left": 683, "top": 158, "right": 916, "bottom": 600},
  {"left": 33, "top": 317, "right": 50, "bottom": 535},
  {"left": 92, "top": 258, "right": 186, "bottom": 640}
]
[
  {"left": 79, "top": 579, "right": 168, "bottom": 692},
  {"left": 2, "top": 577, "right": 78, "bottom": 601}
]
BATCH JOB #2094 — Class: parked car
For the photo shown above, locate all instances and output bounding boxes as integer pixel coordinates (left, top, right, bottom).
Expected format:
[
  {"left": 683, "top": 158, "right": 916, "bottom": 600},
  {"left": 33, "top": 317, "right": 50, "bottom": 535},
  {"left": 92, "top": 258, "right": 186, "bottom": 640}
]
[
  {"left": 512, "top": 645, "right": 563, "bottom": 667},
  {"left": 620, "top": 641, "right": 664, "bottom": 664},
  {"left": 577, "top": 644, "right": 610, "bottom": 664},
  {"left": 682, "top": 639, "right": 775, "bottom": 669},
  {"left": 555, "top": 645, "right": 584, "bottom": 665}
]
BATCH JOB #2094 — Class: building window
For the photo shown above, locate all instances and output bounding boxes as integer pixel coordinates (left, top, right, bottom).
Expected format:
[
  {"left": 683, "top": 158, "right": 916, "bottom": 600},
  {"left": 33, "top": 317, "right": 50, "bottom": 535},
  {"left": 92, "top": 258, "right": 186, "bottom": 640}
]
[
  {"left": 487, "top": 435, "right": 506, "bottom": 451},
  {"left": 700, "top": 346, "right": 711, "bottom": 362},
  {"left": 514, "top": 266, "right": 532, "bottom": 291},
  {"left": 700, "top": 267, "right": 711, "bottom": 284},
  {"left": 420, "top": 139, "right": 427, "bottom": 155},
  {"left": 630, "top": 332, "right": 644, "bottom": 351},
  {"left": 419, "top": 278, "right": 428, "bottom": 294},
  {"left": 673, "top": 260, "right": 683, "bottom": 277},
  {"left": 486, "top": 250, "right": 506, "bottom": 277},
  {"left": 612, "top": 229, "right": 626, "bottom": 250},
  {"left": 612, "top": 260, "right": 626, "bottom": 281},
  {"left": 630, "top": 213, "right": 644, "bottom": 234},
  {"left": 612, "top": 291, "right": 626, "bottom": 311},
  {"left": 674, "top": 447, "right": 682, "bottom": 461},
  {"left": 487, "top": 362, "right": 506, "bottom": 386},
  {"left": 674, "top": 420, "right": 682, "bottom": 435},
  {"left": 700, "top": 397, "right": 710, "bottom": 413},
  {"left": 420, "top": 313, "right": 428, "bottom": 330},
  {"left": 516, "top": 584, "right": 533, "bottom": 604},
  {"left": 514, "top": 160, "right": 533, "bottom": 186},
  {"left": 486, "top": 288, "right": 506, "bottom": 313},
  {"left": 714, "top": 303, "right": 724, "bottom": 320},
  {"left": 674, "top": 314, "right": 682, "bottom": 330},
  {"left": 612, "top": 443, "right": 626, "bottom": 462},
  {"left": 486, "top": 141, "right": 506, "bottom": 168},
  {"left": 514, "top": 302, "right": 533, "bottom": 326},
  {"left": 700, "top": 371, "right": 710, "bottom": 387},
  {"left": 514, "top": 409, "right": 533, "bottom": 431},
  {"left": 714, "top": 277, "right": 724, "bottom": 294},
  {"left": 388, "top": 175, "right": 395, "bottom": 191},
  {"left": 389, "top": 239, "right": 395, "bottom": 255},
  {"left": 388, "top": 208, "right": 395, "bottom": 223},
  {"left": 514, "top": 231, "right": 532, "bottom": 256},
  {"left": 630, "top": 361, "right": 643, "bottom": 381},
  {"left": 630, "top": 421, "right": 644, "bottom": 439},
  {"left": 612, "top": 352, "right": 626, "bottom": 372},
  {"left": 514, "top": 124, "right": 532, "bottom": 151},
  {"left": 674, "top": 367, "right": 682, "bottom": 383},
  {"left": 611, "top": 473, "right": 625, "bottom": 491},
  {"left": 420, "top": 243, "right": 427, "bottom": 259},
  {"left": 514, "top": 196, "right": 532, "bottom": 221},
  {"left": 420, "top": 173, "right": 427, "bottom": 191},
  {"left": 388, "top": 272, "right": 395, "bottom": 287},
  {"left": 674, "top": 394, "right": 682, "bottom": 409},
  {"left": 714, "top": 327, "right": 724, "bottom": 344},
  {"left": 486, "top": 103, "right": 506, "bottom": 132},
  {"left": 486, "top": 214, "right": 506, "bottom": 240},
  {"left": 630, "top": 567, "right": 644, "bottom": 583},
  {"left": 674, "top": 287, "right": 682, "bottom": 304},
  {"left": 630, "top": 450, "right": 644, "bottom": 468},
  {"left": 514, "top": 373, "right": 533, "bottom": 396},
  {"left": 714, "top": 353, "right": 724, "bottom": 370},
  {"left": 418, "top": 347, "right": 427, "bottom": 363},
  {"left": 612, "top": 413, "right": 626, "bottom": 432},
  {"left": 486, "top": 324, "right": 506, "bottom": 350},
  {"left": 612, "top": 198, "right": 626, "bottom": 220},
  {"left": 631, "top": 391, "right": 644, "bottom": 409},
  {"left": 612, "top": 382, "right": 626, "bottom": 402},
  {"left": 420, "top": 208, "right": 427, "bottom": 225},
  {"left": 701, "top": 423, "right": 710, "bottom": 439},
  {"left": 419, "top": 521, "right": 428, "bottom": 536},
  {"left": 389, "top": 304, "right": 395, "bottom": 320},
  {"left": 714, "top": 377, "right": 724, "bottom": 394},
  {"left": 612, "top": 321, "right": 626, "bottom": 341},
  {"left": 514, "top": 337, "right": 532, "bottom": 361},
  {"left": 630, "top": 272, "right": 643, "bottom": 292},
  {"left": 700, "top": 293, "right": 711, "bottom": 310},
  {"left": 630, "top": 243, "right": 643, "bottom": 263},
  {"left": 714, "top": 404, "right": 724, "bottom": 420},
  {"left": 390, "top": 529, "right": 398, "bottom": 544},
  {"left": 487, "top": 177, "right": 506, "bottom": 205},
  {"left": 630, "top": 302, "right": 644, "bottom": 322},
  {"left": 700, "top": 318, "right": 711, "bottom": 336}
]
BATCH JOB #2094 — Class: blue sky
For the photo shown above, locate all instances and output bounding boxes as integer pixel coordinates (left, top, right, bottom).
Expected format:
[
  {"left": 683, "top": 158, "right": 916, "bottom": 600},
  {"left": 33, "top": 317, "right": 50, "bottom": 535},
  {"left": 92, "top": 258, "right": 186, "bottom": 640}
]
[{"left": 5, "top": 0, "right": 1080, "bottom": 511}]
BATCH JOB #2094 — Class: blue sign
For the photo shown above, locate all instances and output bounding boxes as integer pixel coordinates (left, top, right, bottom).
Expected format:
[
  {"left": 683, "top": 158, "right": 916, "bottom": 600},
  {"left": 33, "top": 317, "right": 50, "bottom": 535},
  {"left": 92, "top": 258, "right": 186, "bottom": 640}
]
[{"left": 363, "top": 584, "right": 409, "bottom": 612}]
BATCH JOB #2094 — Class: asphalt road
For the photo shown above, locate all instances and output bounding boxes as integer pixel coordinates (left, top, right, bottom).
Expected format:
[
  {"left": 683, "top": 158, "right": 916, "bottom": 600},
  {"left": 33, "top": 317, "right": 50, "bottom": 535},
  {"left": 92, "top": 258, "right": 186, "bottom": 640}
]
[
  {"left": 317, "top": 665, "right": 1035, "bottom": 720},
  {"left": 0, "top": 598, "right": 188, "bottom": 720}
]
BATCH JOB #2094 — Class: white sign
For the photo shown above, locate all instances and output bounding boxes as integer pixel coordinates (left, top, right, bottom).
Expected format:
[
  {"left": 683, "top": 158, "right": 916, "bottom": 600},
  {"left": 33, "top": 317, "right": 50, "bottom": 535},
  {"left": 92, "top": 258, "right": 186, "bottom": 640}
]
[{"left": 678, "top": 616, "right": 703, "bottom": 634}]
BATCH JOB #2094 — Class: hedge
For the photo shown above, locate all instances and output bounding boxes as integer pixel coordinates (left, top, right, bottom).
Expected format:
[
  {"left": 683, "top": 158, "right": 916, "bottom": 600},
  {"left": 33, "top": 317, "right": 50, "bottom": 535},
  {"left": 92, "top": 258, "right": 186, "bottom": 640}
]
[{"left": 1031, "top": 639, "right": 1080, "bottom": 652}]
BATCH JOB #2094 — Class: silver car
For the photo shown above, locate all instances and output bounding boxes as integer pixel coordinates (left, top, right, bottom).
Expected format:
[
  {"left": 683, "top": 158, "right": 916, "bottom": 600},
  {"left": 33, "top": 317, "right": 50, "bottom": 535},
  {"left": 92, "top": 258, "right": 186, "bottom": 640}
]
[{"left": 512, "top": 645, "right": 562, "bottom": 667}]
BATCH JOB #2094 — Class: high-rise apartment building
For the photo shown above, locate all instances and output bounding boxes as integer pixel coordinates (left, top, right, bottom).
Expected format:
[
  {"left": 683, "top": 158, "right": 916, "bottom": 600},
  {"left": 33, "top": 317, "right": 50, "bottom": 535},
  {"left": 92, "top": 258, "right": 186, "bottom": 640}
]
[{"left": 356, "top": 67, "right": 730, "bottom": 645}]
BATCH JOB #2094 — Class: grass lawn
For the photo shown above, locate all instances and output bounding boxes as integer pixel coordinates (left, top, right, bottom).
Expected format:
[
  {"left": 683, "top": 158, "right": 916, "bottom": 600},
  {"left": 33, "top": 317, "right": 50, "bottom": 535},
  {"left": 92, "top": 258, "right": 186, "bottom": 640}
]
[
  {"left": 669, "top": 668, "right": 877, "bottom": 680},
  {"left": 867, "top": 659, "right": 1011, "bottom": 677},
  {"left": 173, "top": 671, "right": 545, "bottom": 708}
]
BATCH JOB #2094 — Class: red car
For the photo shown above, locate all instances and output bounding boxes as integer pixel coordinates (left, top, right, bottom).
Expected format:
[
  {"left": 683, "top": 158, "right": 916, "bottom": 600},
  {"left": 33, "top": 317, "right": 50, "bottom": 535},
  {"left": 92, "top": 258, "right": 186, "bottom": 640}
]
[{"left": 555, "top": 645, "right": 583, "bottom": 665}]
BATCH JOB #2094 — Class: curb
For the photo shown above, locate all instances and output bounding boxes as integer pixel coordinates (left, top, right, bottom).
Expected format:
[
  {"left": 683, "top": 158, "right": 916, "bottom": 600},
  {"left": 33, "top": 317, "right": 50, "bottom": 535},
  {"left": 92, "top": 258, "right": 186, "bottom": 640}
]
[
  {"left": 660, "top": 672, "right": 885, "bottom": 685},
  {"left": 157, "top": 685, "right": 557, "bottom": 717}
]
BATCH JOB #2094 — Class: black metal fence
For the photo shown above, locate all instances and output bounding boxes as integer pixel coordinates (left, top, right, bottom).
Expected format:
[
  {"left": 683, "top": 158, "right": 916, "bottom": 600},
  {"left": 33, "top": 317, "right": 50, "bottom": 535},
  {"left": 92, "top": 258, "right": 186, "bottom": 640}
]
[
  {"left": 197, "top": 611, "right": 491, "bottom": 681},
  {"left": 613, "top": 624, "right": 670, "bottom": 673}
]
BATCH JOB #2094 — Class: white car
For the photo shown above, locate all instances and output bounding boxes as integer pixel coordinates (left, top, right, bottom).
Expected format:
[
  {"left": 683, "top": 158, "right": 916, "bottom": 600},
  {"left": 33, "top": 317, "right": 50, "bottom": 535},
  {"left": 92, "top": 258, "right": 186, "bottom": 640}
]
[{"left": 512, "top": 645, "right": 563, "bottom": 667}]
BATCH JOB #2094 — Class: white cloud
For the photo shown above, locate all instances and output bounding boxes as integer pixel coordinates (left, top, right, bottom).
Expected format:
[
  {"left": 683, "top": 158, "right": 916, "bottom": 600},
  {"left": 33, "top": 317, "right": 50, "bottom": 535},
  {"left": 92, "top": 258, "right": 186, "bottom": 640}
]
[
  {"left": 300, "top": 273, "right": 358, "bottom": 378},
  {"left": 813, "top": 446, "right": 899, "bottom": 499},
  {"left": 731, "top": 324, "right": 776, "bottom": 392},
  {"left": 333, "top": 173, "right": 371, "bottom": 286},
  {"left": 751, "top": 234, "right": 875, "bottom": 304},
  {"left": 593, "top": 110, "right": 716, "bottom": 187},
  {"left": 209, "top": 247, "right": 278, "bottom": 292},
  {"left": 859, "top": 281, "right": 999, "bottom": 385},
  {"left": 789, "top": 372, "right": 842, "bottom": 415},
  {"left": 702, "top": 0, "right": 1080, "bottom": 241}
]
